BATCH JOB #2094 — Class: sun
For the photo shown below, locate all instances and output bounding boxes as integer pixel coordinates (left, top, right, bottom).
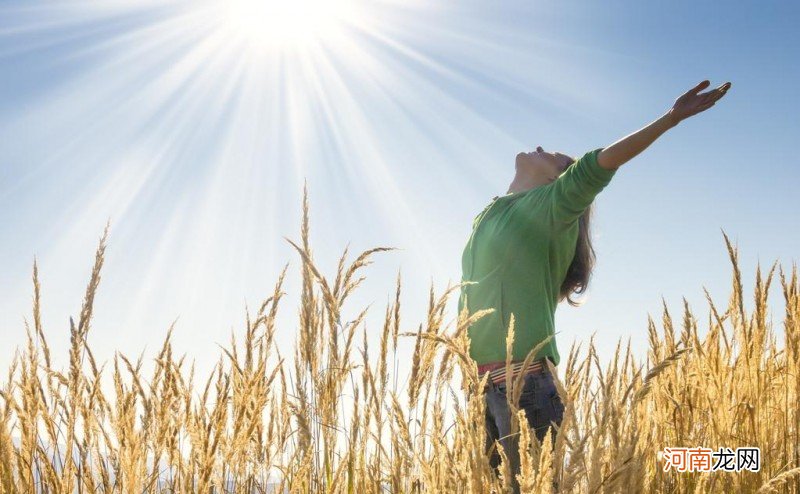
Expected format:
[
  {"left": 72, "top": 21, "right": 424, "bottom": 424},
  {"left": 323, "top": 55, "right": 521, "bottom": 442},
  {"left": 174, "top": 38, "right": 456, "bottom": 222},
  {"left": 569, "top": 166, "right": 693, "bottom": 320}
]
[{"left": 220, "top": 0, "right": 361, "bottom": 50}]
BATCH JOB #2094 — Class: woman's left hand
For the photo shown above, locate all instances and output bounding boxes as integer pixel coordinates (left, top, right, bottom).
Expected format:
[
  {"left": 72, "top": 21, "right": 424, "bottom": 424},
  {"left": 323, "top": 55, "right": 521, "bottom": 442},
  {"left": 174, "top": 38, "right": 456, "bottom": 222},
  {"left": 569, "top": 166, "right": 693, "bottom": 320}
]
[{"left": 667, "top": 80, "right": 731, "bottom": 125}]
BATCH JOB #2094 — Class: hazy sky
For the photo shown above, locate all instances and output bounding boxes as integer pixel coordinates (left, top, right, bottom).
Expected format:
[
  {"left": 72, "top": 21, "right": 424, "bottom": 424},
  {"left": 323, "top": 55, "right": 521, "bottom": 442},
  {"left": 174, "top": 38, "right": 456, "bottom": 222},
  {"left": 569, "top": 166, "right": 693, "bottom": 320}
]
[{"left": 2, "top": 0, "right": 799, "bottom": 384}]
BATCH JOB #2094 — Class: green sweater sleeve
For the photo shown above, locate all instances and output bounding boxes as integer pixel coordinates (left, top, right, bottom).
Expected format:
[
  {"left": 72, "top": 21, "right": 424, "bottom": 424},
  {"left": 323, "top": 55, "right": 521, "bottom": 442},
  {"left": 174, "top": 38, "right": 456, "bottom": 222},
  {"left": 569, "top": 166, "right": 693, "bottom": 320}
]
[{"left": 550, "top": 148, "right": 616, "bottom": 224}]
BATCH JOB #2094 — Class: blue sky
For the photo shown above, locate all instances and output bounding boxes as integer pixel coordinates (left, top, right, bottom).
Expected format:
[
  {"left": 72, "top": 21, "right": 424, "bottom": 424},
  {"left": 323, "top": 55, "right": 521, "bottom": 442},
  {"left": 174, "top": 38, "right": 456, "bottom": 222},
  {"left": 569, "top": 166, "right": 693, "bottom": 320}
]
[{"left": 1, "top": 0, "right": 799, "bottom": 382}]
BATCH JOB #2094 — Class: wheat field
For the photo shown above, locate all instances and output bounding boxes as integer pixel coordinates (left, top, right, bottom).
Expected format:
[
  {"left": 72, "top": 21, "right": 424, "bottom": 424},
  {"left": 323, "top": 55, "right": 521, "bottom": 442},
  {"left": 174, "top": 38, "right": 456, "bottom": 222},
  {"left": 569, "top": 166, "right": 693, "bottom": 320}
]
[{"left": 1, "top": 187, "right": 799, "bottom": 493}]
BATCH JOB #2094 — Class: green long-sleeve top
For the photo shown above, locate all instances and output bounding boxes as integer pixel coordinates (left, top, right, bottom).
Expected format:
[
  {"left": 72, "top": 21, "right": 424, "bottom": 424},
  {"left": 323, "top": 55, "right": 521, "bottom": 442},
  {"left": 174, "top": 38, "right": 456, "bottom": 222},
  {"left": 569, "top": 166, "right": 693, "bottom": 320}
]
[{"left": 458, "top": 148, "right": 616, "bottom": 366}]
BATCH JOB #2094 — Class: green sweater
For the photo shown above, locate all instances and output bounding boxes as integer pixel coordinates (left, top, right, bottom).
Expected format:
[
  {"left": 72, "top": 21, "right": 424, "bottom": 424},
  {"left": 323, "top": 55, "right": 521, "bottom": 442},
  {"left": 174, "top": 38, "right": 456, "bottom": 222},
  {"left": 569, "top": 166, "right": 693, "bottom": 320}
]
[{"left": 458, "top": 148, "right": 616, "bottom": 366}]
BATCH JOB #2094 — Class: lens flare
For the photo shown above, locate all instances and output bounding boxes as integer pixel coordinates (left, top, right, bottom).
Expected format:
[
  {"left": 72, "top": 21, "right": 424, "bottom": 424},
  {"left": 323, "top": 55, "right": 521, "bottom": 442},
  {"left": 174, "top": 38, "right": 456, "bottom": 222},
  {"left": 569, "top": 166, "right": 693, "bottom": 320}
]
[{"left": 220, "top": 0, "right": 361, "bottom": 50}]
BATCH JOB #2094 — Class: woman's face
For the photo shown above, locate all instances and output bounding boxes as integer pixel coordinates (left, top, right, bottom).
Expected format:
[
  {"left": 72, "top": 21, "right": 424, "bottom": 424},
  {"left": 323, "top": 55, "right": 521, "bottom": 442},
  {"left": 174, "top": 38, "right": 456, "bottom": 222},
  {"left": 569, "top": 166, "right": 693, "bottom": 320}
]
[{"left": 515, "top": 146, "right": 574, "bottom": 183}]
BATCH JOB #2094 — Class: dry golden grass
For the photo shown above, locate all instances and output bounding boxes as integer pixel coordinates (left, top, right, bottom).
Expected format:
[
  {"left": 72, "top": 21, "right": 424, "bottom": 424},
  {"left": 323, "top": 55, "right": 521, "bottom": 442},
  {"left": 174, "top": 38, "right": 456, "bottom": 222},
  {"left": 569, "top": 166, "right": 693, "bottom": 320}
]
[{"left": 1, "top": 186, "right": 799, "bottom": 493}]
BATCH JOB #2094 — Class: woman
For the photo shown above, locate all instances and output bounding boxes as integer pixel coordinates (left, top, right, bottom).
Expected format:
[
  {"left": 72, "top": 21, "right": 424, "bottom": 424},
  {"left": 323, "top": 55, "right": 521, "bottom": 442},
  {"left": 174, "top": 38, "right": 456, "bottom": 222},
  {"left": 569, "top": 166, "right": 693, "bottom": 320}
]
[{"left": 458, "top": 80, "right": 731, "bottom": 491}]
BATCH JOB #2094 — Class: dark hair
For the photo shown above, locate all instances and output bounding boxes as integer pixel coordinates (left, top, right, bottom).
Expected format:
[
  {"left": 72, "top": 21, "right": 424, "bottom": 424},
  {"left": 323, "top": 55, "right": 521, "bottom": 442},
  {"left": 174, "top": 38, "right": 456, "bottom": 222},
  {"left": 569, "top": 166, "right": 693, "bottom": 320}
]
[{"left": 559, "top": 193, "right": 596, "bottom": 307}]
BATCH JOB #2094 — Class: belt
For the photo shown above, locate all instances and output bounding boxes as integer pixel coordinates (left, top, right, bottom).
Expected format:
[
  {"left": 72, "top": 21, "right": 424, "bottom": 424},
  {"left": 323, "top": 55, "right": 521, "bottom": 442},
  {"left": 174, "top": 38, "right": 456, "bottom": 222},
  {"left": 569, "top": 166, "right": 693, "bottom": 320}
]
[{"left": 478, "top": 358, "right": 548, "bottom": 387}]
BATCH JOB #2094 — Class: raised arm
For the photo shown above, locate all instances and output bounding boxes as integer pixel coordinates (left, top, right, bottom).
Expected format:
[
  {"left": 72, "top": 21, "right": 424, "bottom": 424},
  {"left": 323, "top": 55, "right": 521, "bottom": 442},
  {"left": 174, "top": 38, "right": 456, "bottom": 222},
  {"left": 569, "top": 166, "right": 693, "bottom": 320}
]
[{"left": 597, "top": 80, "right": 731, "bottom": 171}]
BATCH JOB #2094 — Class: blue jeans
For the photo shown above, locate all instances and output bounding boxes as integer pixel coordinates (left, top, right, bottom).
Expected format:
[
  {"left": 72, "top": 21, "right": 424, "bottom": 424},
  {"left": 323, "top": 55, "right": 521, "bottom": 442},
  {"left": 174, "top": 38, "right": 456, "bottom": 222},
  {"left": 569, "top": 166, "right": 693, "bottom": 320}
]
[{"left": 484, "top": 370, "right": 565, "bottom": 493}]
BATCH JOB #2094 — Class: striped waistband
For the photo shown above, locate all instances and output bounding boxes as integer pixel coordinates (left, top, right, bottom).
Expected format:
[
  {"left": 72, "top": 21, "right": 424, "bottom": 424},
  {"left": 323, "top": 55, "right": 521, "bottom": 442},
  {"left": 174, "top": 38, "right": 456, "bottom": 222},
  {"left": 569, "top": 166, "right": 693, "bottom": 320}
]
[{"left": 478, "top": 358, "right": 548, "bottom": 386}]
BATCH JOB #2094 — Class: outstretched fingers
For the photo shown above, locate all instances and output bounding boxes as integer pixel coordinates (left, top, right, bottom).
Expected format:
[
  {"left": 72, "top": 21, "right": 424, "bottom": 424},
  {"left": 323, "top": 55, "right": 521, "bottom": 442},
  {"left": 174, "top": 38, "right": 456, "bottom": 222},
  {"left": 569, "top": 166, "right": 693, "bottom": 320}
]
[
  {"left": 686, "top": 80, "right": 711, "bottom": 96},
  {"left": 696, "top": 83, "right": 731, "bottom": 113},
  {"left": 700, "top": 82, "right": 732, "bottom": 102}
]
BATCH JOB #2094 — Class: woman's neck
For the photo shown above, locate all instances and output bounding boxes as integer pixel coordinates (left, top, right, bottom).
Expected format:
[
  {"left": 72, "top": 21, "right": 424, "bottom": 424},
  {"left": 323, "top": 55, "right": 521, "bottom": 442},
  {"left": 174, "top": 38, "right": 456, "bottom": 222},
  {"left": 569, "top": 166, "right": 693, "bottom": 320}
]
[{"left": 507, "top": 174, "right": 550, "bottom": 195}]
